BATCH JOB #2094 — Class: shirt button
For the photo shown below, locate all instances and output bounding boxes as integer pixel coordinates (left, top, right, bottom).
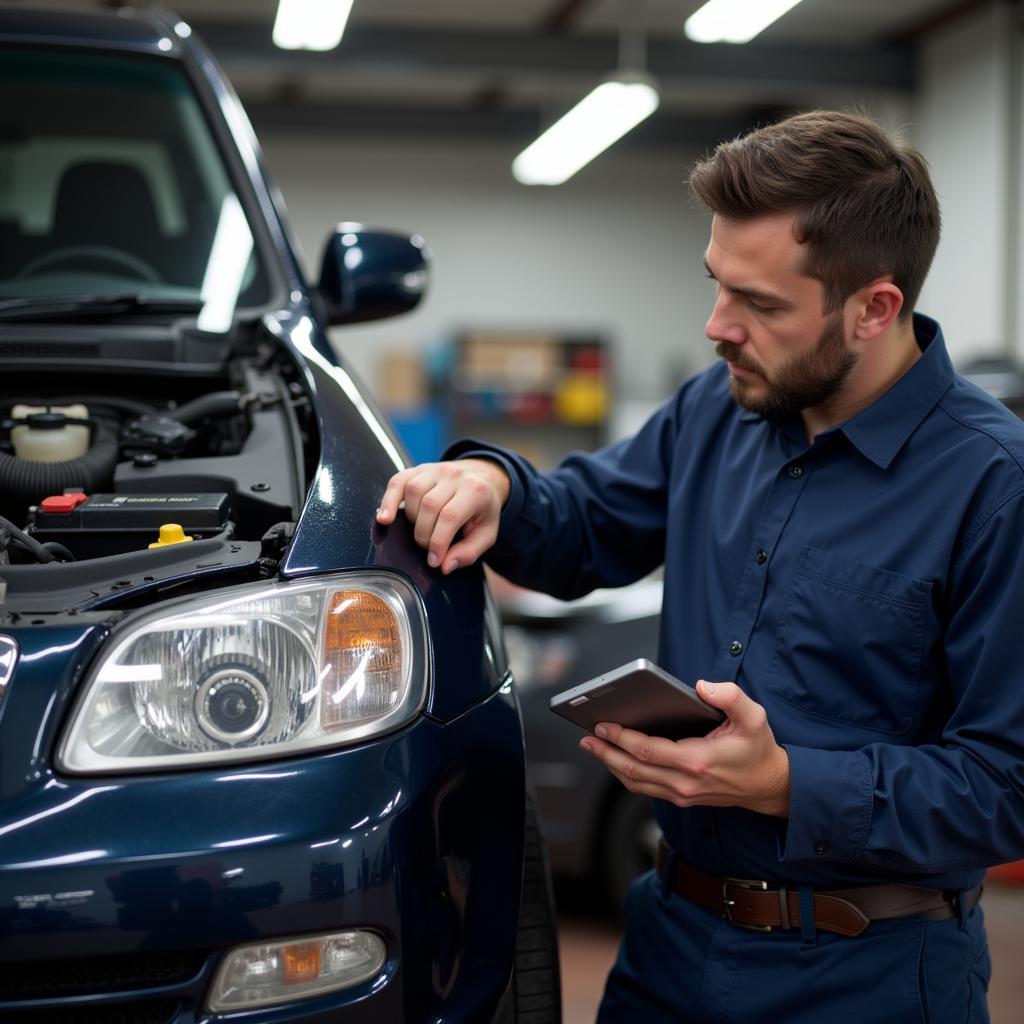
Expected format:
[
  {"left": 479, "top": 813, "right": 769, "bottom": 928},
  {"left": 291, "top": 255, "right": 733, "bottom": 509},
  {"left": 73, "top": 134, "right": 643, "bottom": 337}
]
[
  {"left": 755, "top": 549, "right": 768, "bottom": 564},
  {"left": 815, "top": 841, "right": 831, "bottom": 856},
  {"left": 788, "top": 464, "right": 804, "bottom": 479},
  {"left": 729, "top": 640, "right": 743, "bottom": 656}
]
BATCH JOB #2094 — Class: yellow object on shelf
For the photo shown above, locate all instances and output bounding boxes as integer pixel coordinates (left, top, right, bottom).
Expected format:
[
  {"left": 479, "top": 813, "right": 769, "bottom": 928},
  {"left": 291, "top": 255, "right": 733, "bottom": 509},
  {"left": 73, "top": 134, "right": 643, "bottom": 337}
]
[
  {"left": 554, "top": 373, "right": 609, "bottom": 425},
  {"left": 149, "top": 523, "right": 194, "bottom": 548}
]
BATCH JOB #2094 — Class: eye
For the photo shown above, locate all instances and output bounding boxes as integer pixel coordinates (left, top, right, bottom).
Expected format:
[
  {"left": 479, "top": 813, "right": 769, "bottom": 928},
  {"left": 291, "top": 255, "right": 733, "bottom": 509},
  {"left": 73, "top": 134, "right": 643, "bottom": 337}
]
[{"left": 749, "top": 299, "right": 777, "bottom": 314}]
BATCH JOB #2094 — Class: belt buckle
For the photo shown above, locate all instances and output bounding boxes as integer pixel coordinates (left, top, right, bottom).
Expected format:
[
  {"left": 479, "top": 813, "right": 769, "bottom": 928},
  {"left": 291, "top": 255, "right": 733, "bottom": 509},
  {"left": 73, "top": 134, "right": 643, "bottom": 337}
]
[{"left": 721, "top": 875, "right": 773, "bottom": 932}]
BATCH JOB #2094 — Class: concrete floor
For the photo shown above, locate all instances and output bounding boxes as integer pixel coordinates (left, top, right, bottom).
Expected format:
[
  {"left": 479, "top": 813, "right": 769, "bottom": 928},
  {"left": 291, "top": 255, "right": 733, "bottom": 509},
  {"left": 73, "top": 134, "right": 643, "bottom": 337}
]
[{"left": 556, "top": 880, "right": 1024, "bottom": 1023}]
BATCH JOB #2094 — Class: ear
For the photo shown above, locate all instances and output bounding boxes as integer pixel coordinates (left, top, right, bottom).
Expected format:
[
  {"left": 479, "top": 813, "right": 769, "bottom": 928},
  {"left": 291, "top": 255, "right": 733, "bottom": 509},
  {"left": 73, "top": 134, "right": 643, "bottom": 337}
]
[{"left": 851, "top": 279, "right": 904, "bottom": 341}]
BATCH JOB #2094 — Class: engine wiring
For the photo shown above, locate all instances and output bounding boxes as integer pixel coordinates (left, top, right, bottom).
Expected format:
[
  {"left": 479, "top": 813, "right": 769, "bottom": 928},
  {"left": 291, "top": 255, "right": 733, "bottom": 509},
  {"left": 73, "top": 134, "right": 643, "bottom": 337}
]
[{"left": 0, "top": 514, "right": 74, "bottom": 564}]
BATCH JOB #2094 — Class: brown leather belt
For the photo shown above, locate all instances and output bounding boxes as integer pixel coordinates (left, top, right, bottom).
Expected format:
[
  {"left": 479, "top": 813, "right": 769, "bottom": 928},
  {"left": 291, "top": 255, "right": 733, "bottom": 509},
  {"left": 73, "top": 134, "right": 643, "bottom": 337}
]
[{"left": 656, "top": 841, "right": 981, "bottom": 938}]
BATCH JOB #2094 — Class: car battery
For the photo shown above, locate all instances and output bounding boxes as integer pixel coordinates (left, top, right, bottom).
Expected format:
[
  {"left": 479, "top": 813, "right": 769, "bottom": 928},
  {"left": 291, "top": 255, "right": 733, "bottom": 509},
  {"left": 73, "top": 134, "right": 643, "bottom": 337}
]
[{"left": 27, "top": 492, "right": 231, "bottom": 559}]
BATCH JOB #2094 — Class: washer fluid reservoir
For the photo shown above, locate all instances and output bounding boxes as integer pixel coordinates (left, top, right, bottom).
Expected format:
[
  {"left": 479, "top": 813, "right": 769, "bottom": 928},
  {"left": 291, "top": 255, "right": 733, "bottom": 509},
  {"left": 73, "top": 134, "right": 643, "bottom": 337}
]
[{"left": 11, "top": 404, "right": 91, "bottom": 462}]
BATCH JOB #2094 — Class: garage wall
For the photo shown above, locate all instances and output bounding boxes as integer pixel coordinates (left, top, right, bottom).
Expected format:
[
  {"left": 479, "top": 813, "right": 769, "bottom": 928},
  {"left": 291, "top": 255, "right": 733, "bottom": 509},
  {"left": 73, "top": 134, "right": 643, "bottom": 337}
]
[
  {"left": 258, "top": 1, "right": 1020, "bottom": 425},
  {"left": 260, "top": 134, "right": 718, "bottom": 418},
  {"left": 914, "top": 0, "right": 1021, "bottom": 364}
]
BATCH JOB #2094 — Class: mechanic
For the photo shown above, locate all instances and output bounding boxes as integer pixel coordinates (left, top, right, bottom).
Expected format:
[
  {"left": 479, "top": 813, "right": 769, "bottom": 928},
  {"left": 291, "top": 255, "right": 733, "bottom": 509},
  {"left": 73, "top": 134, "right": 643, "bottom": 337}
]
[{"left": 376, "top": 110, "right": 1024, "bottom": 1022}]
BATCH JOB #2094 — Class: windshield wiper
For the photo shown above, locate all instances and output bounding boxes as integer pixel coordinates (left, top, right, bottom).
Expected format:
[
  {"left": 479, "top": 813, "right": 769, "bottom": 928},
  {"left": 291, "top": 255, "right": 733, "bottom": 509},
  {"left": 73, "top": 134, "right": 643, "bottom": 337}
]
[{"left": 0, "top": 294, "right": 204, "bottom": 323}]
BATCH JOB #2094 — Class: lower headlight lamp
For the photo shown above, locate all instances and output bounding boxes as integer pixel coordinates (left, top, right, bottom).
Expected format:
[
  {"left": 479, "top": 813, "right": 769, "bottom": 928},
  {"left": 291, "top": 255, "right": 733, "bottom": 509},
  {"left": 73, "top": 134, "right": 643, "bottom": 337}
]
[{"left": 207, "top": 930, "right": 387, "bottom": 1011}]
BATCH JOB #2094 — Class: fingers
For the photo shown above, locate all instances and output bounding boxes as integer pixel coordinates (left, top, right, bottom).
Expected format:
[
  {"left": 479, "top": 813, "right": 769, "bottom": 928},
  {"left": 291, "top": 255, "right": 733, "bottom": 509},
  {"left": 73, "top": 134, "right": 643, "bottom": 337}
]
[
  {"left": 376, "top": 463, "right": 503, "bottom": 573},
  {"left": 696, "top": 680, "right": 769, "bottom": 734},
  {"left": 580, "top": 733, "right": 702, "bottom": 808},
  {"left": 376, "top": 467, "right": 419, "bottom": 525},
  {"left": 419, "top": 476, "right": 498, "bottom": 571},
  {"left": 607, "top": 768, "right": 683, "bottom": 805},
  {"left": 593, "top": 722, "right": 687, "bottom": 768},
  {"left": 439, "top": 517, "right": 498, "bottom": 574},
  {"left": 409, "top": 477, "right": 460, "bottom": 556}
]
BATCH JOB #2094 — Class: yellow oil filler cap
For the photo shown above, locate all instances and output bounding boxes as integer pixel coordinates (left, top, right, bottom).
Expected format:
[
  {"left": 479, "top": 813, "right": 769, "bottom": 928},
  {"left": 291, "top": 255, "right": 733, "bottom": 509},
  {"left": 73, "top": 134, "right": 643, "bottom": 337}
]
[{"left": 149, "top": 523, "right": 194, "bottom": 548}]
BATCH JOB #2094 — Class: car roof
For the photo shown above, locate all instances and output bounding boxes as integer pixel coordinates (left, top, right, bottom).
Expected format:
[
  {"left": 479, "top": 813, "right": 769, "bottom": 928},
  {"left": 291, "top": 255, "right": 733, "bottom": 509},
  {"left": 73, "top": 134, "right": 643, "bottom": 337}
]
[{"left": 0, "top": 7, "right": 184, "bottom": 57}]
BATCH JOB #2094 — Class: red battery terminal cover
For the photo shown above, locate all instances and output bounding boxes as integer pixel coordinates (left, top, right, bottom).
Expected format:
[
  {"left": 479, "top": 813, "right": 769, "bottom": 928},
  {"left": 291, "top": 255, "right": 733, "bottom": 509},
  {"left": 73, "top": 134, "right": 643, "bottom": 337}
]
[{"left": 40, "top": 493, "right": 90, "bottom": 514}]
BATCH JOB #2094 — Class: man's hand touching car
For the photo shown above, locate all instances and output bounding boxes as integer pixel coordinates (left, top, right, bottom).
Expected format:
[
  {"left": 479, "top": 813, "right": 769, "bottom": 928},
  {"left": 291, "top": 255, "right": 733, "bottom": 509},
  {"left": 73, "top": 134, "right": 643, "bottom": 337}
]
[
  {"left": 579, "top": 680, "right": 792, "bottom": 818},
  {"left": 377, "top": 458, "right": 511, "bottom": 574}
]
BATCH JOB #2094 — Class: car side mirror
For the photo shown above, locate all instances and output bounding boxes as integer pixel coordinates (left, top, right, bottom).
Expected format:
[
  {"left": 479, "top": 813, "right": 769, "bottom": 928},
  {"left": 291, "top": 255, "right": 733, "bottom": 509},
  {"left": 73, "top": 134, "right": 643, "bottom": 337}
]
[{"left": 318, "top": 224, "right": 430, "bottom": 325}]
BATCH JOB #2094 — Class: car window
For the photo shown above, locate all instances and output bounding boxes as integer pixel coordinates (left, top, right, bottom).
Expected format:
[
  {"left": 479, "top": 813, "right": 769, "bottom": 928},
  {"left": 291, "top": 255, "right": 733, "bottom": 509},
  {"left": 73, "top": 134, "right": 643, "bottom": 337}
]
[{"left": 0, "top": 48, "right": 272, "bottom": 327}]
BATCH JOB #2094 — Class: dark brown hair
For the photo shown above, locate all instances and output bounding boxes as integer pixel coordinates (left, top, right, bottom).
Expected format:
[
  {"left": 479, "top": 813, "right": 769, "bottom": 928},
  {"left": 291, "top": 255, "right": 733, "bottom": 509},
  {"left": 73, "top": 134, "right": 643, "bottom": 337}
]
[{"left": 689, "top": 110, "right": 940, "bottom": 318}]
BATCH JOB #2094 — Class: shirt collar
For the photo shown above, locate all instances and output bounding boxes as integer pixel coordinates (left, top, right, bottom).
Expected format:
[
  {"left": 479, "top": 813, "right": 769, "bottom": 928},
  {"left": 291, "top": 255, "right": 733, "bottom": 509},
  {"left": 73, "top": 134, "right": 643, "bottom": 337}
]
[{"left": 839, "top": 313, "right": 955, "bottom": 469}]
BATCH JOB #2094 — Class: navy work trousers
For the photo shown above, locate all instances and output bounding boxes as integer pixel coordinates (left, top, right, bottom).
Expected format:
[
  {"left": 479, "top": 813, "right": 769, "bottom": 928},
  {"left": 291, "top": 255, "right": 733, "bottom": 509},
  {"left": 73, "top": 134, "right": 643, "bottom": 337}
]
[{"left": 597, "top": 870, "right": 991, "bottom": 1023}]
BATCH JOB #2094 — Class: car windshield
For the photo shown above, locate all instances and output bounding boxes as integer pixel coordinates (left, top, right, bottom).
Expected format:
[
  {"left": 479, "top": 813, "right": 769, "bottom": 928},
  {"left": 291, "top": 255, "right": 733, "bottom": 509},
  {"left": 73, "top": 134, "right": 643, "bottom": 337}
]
[{"left": 0, "top": 47, "right": 272, "bottom": 330}]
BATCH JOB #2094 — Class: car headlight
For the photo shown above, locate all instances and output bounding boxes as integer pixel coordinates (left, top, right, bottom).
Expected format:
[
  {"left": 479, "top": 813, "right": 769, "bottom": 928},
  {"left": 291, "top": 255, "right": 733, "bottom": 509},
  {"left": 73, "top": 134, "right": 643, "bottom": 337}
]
[{"left": 59, "top": 572, "right": 428, "bottom": 773}]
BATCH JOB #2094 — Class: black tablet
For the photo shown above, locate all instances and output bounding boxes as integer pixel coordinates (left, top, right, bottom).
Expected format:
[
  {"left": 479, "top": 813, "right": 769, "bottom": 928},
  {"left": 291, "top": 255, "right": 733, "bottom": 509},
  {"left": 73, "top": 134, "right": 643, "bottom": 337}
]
[{"left": 548, "top": 658, "right": 724, "bottom": 740}]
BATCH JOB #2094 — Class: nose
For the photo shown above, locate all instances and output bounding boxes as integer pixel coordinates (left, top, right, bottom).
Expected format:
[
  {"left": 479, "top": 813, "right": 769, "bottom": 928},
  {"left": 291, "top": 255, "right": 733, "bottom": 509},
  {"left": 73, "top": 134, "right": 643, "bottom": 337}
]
[{"left": 705, "top": 290, "right": 746, "bottom": 346}]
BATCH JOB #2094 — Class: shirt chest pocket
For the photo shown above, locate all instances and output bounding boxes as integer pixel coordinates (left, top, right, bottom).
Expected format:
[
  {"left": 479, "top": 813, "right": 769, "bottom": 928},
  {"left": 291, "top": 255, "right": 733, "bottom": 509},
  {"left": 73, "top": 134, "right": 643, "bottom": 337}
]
[{"left": 764, "top": 546, "right": 933, "bottom": 736}]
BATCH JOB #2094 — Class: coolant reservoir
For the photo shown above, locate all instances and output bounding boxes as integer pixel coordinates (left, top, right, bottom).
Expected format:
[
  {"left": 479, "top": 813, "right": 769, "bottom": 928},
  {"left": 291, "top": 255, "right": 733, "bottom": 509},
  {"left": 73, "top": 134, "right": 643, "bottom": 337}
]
[{"left": 11, "top": 404, "right": 90, "bottom": 462}]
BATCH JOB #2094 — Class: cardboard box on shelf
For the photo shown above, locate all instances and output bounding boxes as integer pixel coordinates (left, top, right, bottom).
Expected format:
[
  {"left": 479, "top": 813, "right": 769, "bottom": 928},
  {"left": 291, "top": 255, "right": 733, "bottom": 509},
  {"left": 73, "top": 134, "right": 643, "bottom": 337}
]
[
  {"left": 460, "top": 334, "right": 561, "bottom": 390},
  {"left": 377, "top": 351, "right": 428, "bottom": 412}
]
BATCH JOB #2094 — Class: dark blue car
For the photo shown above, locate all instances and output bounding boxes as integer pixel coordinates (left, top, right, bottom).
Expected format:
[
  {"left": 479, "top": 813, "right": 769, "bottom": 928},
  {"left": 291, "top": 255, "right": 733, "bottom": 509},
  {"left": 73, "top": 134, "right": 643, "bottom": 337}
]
[{"left": 0, "top": 8, "right": 559, "bottom": 1022}]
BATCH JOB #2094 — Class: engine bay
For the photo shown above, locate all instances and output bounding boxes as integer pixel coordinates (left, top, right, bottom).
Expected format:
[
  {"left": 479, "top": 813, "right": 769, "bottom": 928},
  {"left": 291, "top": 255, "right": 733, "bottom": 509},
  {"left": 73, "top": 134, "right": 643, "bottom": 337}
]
[{"left": 0, "top": 339, "right": 318, "bottom": 615}]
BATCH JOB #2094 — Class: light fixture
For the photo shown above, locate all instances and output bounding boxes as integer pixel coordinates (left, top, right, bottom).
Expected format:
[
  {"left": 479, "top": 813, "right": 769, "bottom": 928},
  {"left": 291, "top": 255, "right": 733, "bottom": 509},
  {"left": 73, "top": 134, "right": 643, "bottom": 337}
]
[
  {"left": 512, "top": 76, "right": 660, "bottom": 186},
  {"left": 685, "top": 0, "right": 806, "bottom": 44},
  {"left": 208, "top": 931, "right": 387, "bottom": 1011},
  {"left": 272, "top": 0, "right": 355, "bottom": 52},
  {"left": 513, "top": 1, "right": 658, "bottom": 186}
]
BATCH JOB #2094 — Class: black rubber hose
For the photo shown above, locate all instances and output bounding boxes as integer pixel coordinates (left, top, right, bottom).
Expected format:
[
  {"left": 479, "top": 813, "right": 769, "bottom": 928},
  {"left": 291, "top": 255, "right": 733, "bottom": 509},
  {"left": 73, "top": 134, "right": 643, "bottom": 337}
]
[
  {"left": 0, "top": 513, "right": 59, "bottom": 563},
  {"left": 169, "top": 391, "right": 245, "bottom": 425},
  {"left": 40, "top": 541, "right": 76, "bottom": 563},
  {"left": 0, "top": 420, "right": 119, "bottom": 523}
]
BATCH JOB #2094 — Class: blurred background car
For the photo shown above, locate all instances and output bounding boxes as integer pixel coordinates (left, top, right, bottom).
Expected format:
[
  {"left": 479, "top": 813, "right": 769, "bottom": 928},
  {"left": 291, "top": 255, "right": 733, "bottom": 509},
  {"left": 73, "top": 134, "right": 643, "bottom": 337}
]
[{"left": 494, "top": 573, "right": 663, "bottom": 915}]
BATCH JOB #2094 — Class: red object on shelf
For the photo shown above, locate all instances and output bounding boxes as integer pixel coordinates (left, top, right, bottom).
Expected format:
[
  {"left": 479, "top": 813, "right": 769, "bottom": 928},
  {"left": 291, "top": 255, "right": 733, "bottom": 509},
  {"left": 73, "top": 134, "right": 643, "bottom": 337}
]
[
  {"left": 507, "top": 392, "right": 552, "bottom": 423},
  {"left": 569, "top": 345, "right": 604, "bottom": 372},
  {"left": 986, "top": 860, "right": 1024, "bottom": 886}
]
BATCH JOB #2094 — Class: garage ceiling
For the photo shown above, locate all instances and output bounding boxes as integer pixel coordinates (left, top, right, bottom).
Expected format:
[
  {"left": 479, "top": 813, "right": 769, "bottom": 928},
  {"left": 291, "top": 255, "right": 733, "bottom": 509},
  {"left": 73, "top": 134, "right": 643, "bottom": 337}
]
[{"left": 9, "top": 0, "right": 986, "bottom": 147}]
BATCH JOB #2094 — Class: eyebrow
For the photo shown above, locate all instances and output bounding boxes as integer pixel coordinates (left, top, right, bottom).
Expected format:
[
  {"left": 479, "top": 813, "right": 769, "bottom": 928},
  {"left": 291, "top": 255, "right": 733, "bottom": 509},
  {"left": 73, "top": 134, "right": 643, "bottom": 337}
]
[{"left": 703, "top": 257, "right": 791, "bottom": 308}]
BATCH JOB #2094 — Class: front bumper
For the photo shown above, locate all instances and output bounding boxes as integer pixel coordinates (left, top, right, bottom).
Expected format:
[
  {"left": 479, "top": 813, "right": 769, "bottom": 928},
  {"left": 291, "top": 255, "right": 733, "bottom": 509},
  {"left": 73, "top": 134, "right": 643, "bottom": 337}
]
[{"left": 0, "top": 683, "right": 525, "bottom": 1023}]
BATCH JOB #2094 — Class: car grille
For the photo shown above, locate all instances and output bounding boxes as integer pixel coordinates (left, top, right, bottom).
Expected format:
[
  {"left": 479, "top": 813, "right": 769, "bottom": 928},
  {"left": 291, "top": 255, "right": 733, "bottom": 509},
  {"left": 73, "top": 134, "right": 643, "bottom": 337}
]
[
  {"left": 0, "top": 1000, "right": 180, "bottom": 1024},
  {"left": 0, "top": 950, "right": 208, "bottom": 1000}
]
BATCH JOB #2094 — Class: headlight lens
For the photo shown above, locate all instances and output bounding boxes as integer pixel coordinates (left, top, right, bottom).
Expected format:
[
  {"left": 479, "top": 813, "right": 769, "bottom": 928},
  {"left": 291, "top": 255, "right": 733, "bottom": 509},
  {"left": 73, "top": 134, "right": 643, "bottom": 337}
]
[
  {"left": 59, "top": 573, "right": 427, "bottom": 773},
  {"left": 208, "top": 931, "right": 387, "bottom": 1011}
]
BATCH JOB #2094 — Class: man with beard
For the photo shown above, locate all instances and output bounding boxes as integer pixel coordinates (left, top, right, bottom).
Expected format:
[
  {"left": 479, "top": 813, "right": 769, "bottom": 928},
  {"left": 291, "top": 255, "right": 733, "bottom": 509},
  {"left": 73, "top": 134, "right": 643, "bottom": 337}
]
[{"left": 377, "top": 110, "right": 1024, "bottom": 1022}]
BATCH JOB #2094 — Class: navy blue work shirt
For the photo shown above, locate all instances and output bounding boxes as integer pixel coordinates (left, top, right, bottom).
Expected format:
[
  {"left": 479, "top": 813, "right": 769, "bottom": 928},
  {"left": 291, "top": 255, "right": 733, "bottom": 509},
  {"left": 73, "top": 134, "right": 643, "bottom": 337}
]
[{"left": 449, "top": 314, "right": 1024, "bottom": 892}]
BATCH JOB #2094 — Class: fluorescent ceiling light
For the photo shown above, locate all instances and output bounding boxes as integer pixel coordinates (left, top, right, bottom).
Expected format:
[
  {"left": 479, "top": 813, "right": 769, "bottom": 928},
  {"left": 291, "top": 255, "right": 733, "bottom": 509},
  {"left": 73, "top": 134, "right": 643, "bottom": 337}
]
[
  {"left": 273, "top": 0, "right": 355, "bottom": 52},
  {"left": 513, "top": 78, "right": 660, "bottom": 186},
  {"left": 685, "top": 0, "right": 806, "bottom": 44}
]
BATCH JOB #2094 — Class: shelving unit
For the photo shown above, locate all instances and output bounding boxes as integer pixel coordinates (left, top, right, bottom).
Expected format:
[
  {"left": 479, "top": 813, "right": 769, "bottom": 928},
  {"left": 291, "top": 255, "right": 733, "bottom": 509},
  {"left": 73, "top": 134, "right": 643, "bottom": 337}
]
[{"left": 446, "top": 331, "right": 610, "bottom": 468}]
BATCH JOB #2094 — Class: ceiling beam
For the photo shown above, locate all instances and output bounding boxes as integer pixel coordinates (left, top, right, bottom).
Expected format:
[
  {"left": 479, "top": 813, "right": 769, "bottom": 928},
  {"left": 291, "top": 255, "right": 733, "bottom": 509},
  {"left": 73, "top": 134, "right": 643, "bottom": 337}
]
[
  {"left": 244, "top": 100, "right": 758, "bottom": 150},
  {"left": 542, "top": 0, "right": 598, "bottom": 33},
  {"left": 900, "top": 0, "right": 996, "bottom": 39},
  {"left": 189, "top": 22, "right": 916, "bottom": 93},
  {"left": 466, "top": 0, "right": 594, "bottom": 109}
]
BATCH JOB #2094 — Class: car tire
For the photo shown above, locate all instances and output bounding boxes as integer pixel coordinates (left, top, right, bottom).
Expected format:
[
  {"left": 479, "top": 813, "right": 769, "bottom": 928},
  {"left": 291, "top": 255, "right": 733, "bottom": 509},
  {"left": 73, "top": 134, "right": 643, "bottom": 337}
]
[
  {"left": 601, "top": 792, "right": 662, "bottom": 917},
  {"left": 493, "top": 789, "right": 562, "bottom": 1024}
]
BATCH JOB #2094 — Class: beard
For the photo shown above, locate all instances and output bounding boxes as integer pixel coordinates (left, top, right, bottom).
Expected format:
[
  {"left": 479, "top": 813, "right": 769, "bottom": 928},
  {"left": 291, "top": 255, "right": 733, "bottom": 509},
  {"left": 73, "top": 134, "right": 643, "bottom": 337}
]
[{"left": 717, "top": 313, "right": 856, "bottom": 423}]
